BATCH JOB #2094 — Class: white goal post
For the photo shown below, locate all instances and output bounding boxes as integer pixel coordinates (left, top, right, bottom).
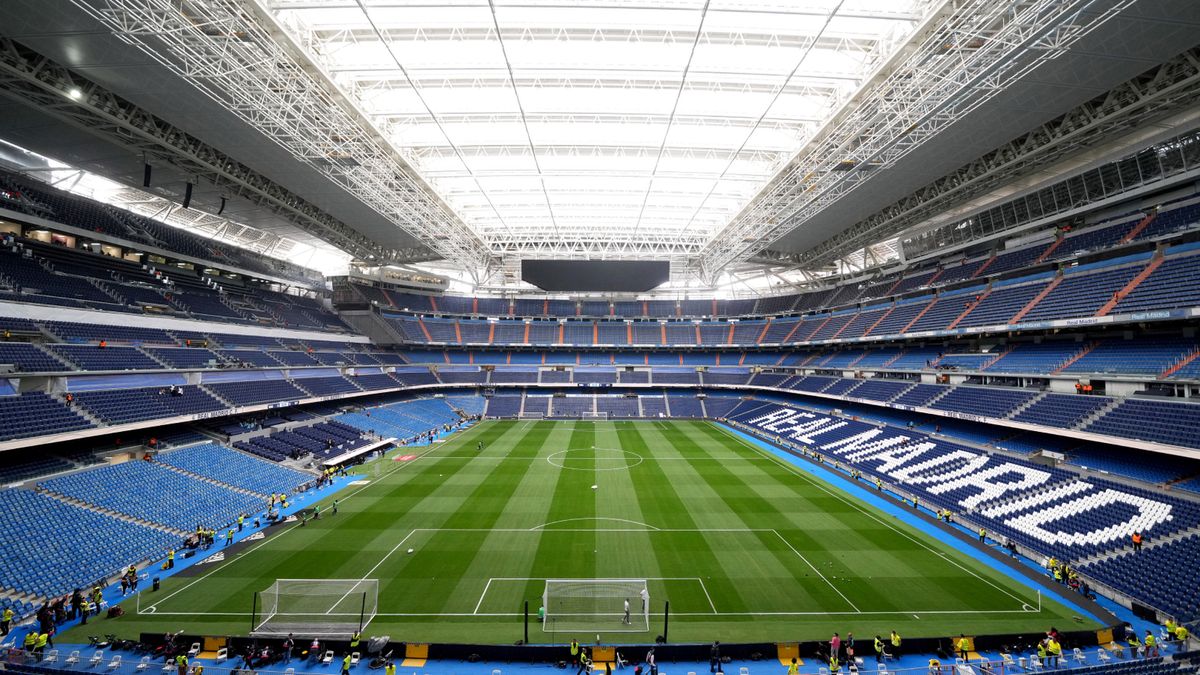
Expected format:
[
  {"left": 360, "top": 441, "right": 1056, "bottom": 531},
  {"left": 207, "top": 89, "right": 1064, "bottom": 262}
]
[
  {"left": 252, "top": 579, "right": 378, "bottom": 637},
  {"left": 518, "top": 411, "right": 545, "bottom": 420},
  {"left": 581, "top": 411, "right": 609, "bottom": 420},
  {"left": 542, "top": 579, "right": 649, "bottom": 633}
]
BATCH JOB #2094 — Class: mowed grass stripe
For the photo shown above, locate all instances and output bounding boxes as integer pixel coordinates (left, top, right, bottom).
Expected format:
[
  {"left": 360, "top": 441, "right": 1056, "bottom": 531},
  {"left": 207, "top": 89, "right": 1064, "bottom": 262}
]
[
  {"left": 667, "top": 421, "right": 861, "bottom": 612},
  {"left": 519, "top": 422, "right": 598, "bottom": 606},
  {"left": 147, "top": 424, "right": 496, "bottom": 614},
  {"left": 620, "top": 422, "right": 746, "bottom": 617},
  {"left": 98, "top": 421, "right": 1088, "bottom": 644},
  {"left": 394, "top": 421, "right": 556, "bottom": 613},
  {"left": 700, "top": 422, "right": 1038, "bottom": 613},
  {"left": 453, "top": 422, "right": 582, "bottom": 615}
]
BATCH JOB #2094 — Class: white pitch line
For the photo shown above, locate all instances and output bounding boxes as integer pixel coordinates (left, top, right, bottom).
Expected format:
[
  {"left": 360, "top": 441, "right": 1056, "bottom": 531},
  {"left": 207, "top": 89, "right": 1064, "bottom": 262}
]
[
  {"left": 139, "top": 607, "right": 1037, "bottom": 618},
  {"left": 530, "top": 517, "right": 662, "bottom": 531},
  {"left": 771, "top": 529, "right": 861, "bottom": 613},
  {"left": 141, "top": 425, "right": 484, "bottom": 614},
  {"left": 713, "top": 423, "right": 1038, "bottom": 610},
  {"left": 473, "top": 578, "right": 494, "bottom": 615},
  {"left": 696, "top": 578, "right": 718, "bottom": 614}
]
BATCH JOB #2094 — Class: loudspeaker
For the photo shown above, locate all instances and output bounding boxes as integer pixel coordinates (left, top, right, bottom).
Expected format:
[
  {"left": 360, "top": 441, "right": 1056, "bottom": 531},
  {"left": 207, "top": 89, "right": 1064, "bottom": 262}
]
[
  {"left": 142, "top": 163, "right": 152, "bottom": 187},
  {"left": 182, "top": 182, "right": 193, "bottom": 208},
  {"left": 217, "top": 196, "right": 226, "bottom": 215}
]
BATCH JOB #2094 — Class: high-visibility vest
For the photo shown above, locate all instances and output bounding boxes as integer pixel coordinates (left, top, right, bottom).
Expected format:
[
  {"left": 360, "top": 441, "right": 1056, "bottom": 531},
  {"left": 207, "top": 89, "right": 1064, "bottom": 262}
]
[
  {"left": 958, "top": 638, "right": 969, "bottom": 652},
  {"left": 891, "top": 634, "right": 901, "bottom": 647},
  {"left": 24, "top": 633, "right": 37, "bottom": 648},
  {"left": 36, "top": 634, "right": 48, "bottom": 648}
]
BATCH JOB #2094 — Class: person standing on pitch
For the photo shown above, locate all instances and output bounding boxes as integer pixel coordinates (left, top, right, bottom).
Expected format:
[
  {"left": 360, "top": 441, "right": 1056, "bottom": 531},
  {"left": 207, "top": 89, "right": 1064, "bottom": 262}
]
[
  {"left": 623, "top": 598, "right": 631, "bottom": 625},
  {"left": 640, "top": 586, "right": 650, "bottom": 612}
]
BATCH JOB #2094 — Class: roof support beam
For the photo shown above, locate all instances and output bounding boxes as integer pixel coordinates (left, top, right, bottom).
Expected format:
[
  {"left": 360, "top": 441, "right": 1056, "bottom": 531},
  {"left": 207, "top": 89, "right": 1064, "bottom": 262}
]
[
  {"left": 0, "top": 35, "right": 400, "bottom": 263},
  {"left": 691, "top": 0, "right": 1138, "bottom": 284},
  {"left": 786, "top": 46, "right": 1200, "bottom": 269},
  {"left": 67, "top": 0, "right": 496, "bottom": 274}
]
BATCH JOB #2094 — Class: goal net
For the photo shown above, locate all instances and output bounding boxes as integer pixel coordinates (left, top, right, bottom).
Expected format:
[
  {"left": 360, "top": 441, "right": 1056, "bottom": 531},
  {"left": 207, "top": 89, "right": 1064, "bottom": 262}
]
[
  {"left": 252, "top": 579, "right": 378, "bottom": 637},
  {"left": 542, "top": 579, "right": 649, "bottom": 633},
  {"left": 518, "top": 411, "right": 545, "bottom": 420},
  {"left": 581, "top": 411, "right": 609, "bottom": 420}
]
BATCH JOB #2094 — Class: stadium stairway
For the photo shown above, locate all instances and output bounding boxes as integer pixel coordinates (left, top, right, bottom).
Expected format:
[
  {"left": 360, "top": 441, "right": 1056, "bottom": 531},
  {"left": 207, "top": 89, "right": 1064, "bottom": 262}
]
[
  {"left": 1095, "top": 250, "right": 1165, "bottom": 317},
  {"left": 1160, "top": 347, "right": 1200, "bottom": 379},
  {"left": 1052, "top": 341, "right": 1100, "bottom": 374}
]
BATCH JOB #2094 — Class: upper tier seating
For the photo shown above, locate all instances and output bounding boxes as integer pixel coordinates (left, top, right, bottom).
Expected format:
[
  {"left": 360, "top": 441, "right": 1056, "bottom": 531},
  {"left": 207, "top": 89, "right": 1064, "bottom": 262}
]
[
  {"left": 1011, "top": 393, "right": 1112, "bottom": 429},
  {"left": 50, "top": 344, "right": 164, "bottom": 371},
  {"left": 0, "top": 393, "right": 92, "bottom": 441},
  {"left": 206, "top": 379, "right": 309, "bottom": 406},
  {"left": 1084, "top": 397, "right": 1200, "bottom": 447},
  {"left": 74, "top": 385, "right": 226, "bottom": 424},
  {"left": 929, "top": 386, "right": 1039, "bottom": 418},
  {"left": 0, "top": 169, "right": 317, "bottom": 284},
  {"left": 0, "top": 342, "right": 70, "bottom": 372}
]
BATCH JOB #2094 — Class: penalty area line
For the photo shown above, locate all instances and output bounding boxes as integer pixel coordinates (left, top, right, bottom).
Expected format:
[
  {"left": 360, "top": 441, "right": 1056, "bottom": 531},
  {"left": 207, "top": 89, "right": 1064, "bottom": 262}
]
[
  {"left": 138, "top": 428, "right": 483, "bottom": 615},
  {"left": 712, "top": 423, "right": 1039, "bottom": 612}
]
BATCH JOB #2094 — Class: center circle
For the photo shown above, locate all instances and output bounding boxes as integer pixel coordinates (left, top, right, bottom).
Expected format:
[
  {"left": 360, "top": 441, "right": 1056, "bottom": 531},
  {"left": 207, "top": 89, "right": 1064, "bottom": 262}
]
[{"left": 547, "top": 448, "right": 644, "bottom": 471}]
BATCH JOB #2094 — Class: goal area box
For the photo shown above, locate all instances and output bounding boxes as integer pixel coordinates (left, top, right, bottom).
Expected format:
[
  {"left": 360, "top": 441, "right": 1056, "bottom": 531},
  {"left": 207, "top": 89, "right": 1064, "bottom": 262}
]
[
  {"left": 252, "top": 579, "right": 378, "bottom": 637},
  {"left": 542, "top": 579, "right": 649, "bottom": 633}
]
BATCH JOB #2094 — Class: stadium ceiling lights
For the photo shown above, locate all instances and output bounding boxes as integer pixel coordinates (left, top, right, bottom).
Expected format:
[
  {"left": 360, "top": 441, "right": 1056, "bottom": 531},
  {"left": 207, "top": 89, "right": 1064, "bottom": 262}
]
[{"left": 264, "top": 0, "right": 933, "bottom": 269}]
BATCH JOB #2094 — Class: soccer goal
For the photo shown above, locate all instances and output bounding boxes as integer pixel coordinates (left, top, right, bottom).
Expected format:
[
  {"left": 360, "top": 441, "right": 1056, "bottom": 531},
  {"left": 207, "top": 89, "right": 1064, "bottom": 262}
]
[
  {"left": 518, "top": 411, "right": 545, "bottom": 420},
  {"left": 542, "top": 579, "right": 649, "bottom": 633},
  {"left": 581, "top": 411, "right": 609, "bottom": 420},
  {"left": 251, "top": 579, "right": 378, "bottom": 637}
]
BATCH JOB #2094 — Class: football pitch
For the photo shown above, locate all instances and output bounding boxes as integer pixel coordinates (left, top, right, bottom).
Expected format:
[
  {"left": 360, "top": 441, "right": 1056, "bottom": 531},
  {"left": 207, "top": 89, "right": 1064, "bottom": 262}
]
[{"left": 106, "top": 420, "right": 1092, "bottom": 644}]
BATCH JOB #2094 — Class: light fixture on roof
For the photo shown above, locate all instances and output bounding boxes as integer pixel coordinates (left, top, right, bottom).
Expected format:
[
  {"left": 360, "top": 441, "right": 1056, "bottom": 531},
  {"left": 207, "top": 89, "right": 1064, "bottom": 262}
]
[{"left": 67, "top": 88, "right": 82, "bottom": 100}]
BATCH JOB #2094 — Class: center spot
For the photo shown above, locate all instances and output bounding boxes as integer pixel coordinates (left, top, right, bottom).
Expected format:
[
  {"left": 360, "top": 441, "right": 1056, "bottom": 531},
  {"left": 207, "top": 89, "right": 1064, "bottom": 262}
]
[{"left": 547, "top": 448, "right": 644, "bottom": 471}]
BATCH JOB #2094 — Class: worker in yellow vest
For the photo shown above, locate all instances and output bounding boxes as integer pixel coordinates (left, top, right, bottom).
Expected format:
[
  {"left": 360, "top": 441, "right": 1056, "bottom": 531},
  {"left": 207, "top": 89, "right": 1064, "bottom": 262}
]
[
  {"left": 0, "top": 607, "right": 13, "bottom": 635},
  {"left": 34, "top": 631, "right": 49, "bottom": 657},
  {"left": 23, "top": 631, "right": 37, "bottom": 653},
  {"left": 1144, "top": 630, "right": 1159, "bottom": 658},
  {"left": 957, "top": 635, "right": 970, "bottom": 661}
]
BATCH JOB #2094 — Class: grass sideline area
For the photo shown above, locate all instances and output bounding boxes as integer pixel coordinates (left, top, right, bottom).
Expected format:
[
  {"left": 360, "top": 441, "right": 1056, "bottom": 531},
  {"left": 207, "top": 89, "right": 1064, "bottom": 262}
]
[{"left": 92, "top": 420, "right": 1092, "bottom": 644}]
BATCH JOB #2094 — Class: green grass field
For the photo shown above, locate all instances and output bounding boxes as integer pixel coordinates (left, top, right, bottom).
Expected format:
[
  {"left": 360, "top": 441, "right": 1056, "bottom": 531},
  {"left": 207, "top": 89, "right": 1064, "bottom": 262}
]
[{"left": 98, "top": 420, "right": 1092, "bottom": 644}]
